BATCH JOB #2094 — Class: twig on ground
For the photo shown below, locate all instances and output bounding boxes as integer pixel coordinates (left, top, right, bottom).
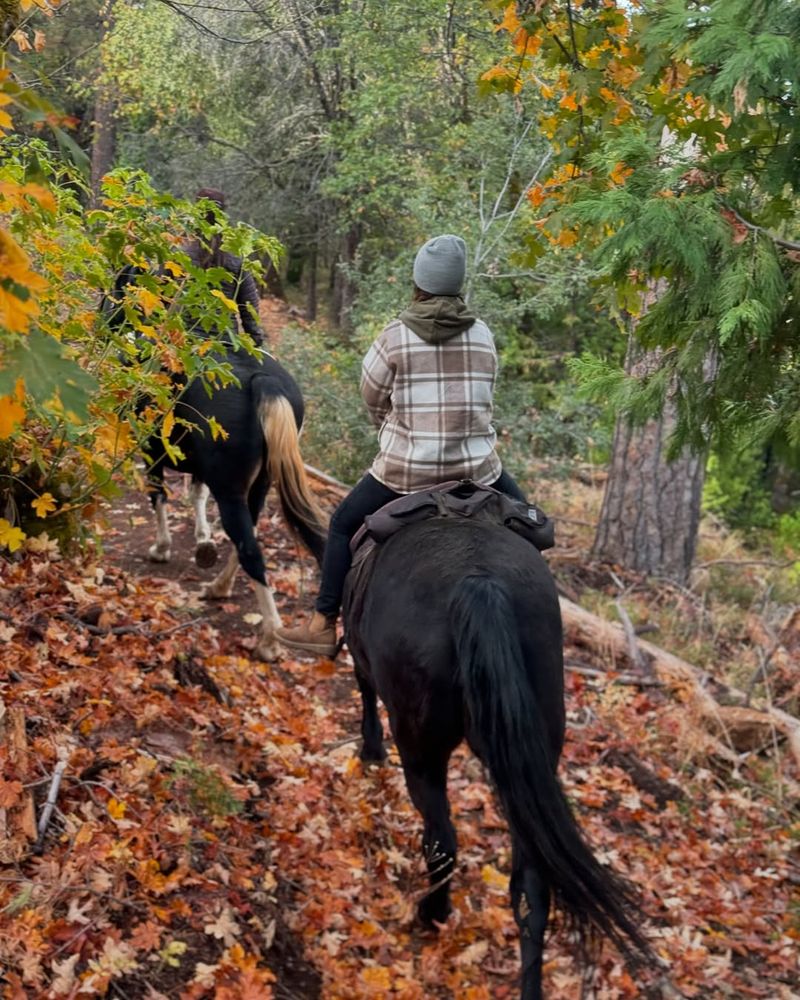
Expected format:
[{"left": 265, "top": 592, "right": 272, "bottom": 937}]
[
  {"left": 55, "top": 612, "right": 202, "bottom": 640},
  {"left": 744, "top": 641, "right": 781, "bottom": 707},
  {"left": 697, "top": 557, "right": 796, "bottom": 570},
  {"left": 565, "top": 660, "right": 664, "bottom": 688},
  {"left": 35, "top": 756, "right": 68, "bottom": 851},
  {"left": 615, "top": 599, "right": 649, "bottom": 675},
  {"left": 56, "top": 612, "right": 146, "bottom": 636}
]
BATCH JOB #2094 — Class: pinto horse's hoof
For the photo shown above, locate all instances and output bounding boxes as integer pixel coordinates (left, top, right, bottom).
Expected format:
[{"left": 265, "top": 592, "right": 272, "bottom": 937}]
[
  {"left": 194, "top": 541, "right": 218, "bottom": 569},
  {"left": 253, "top": 636, "right": 282, "bottom": 662},
  {"left": 148, "top": 544, "right": 171, "bottom": 563}
]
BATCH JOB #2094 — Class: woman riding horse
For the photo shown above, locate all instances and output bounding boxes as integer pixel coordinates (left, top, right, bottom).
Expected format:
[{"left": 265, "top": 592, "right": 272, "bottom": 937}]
[{"left": 276, "top": 233, "right": 528, "bottom": 657}]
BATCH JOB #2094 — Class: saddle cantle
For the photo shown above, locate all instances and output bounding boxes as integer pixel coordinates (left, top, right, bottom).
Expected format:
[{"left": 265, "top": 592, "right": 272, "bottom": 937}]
[{"left": 350, "top": 479, "right": 555, "bottom": 556}]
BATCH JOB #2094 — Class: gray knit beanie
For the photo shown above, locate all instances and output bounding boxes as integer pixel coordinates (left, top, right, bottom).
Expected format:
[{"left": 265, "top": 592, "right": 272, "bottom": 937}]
[{"left": 412, "top": 234, "right": 467, "bottom": 295}]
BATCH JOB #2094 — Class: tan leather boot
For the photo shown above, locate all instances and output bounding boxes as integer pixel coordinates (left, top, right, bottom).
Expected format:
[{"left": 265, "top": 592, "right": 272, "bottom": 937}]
[{"left": 275, "top": 611, "right": 338, "bottom": 658}]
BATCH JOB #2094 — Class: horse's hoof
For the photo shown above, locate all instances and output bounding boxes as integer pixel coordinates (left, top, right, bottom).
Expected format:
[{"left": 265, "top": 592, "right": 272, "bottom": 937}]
[
  {"left": 253, "top": 638, "right": 282, "bottom": 662},
  {"left": 417, "top": 895, "right": 451, "bottom": 929},
  {"left": 148, "top": 545, "right": 171, "bottom": 563},
  {"left": 194, "top": 541, "right": 218, "bottom": 569},
  {"left": 200, "top": 584, "right": 232, "bottom": 601},
  {"left": 359, "top": 744, "right": 386, "bottom": 764}
]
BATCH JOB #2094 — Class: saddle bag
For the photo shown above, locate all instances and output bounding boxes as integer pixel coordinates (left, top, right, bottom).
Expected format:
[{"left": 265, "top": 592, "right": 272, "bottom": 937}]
[{"left": 352, "top": 480, "right": 555, "bottom": 554}]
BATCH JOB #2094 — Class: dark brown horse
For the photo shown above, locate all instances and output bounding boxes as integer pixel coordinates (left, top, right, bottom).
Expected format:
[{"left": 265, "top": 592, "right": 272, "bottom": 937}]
[{"left": 343, "top": 515, "right": 653, "bottom": 998}]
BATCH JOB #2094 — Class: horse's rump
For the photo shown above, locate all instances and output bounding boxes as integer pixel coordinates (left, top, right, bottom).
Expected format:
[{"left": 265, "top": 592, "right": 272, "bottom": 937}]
[
  {"left": 344, "top": 516, "right": 563, "bottom": 715},
  {"left": 155, "top": 350, "right": 303, "bottom": 480}
]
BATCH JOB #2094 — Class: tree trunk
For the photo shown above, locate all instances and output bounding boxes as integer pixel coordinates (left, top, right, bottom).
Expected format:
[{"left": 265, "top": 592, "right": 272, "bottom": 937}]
[
  {"left": 260, "top": 257, "right": 285, "bottom": 300},
  {"left": 305, "top": 245, "right": 318, "bottom": 321},
  {"left": 331, "top": 225, "right": 359, "bottom": 331},
  {"left": 90, "top": 89, "right": 116, "bottom": 207},
  {"left": 89, "top": 3, "right": 117, "bottom": 207},
  {"left": 592, "top": 288, "right": 707, "bottom": 584}
]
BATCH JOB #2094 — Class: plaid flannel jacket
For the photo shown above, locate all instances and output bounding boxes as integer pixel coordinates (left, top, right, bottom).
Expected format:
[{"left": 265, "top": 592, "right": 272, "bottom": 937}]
[{"left": 360, "top": 318, "right": 502, "bottom": 494}]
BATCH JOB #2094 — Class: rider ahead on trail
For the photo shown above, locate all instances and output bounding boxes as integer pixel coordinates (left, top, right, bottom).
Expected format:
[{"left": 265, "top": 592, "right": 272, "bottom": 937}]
[
  {"left": 100, "top": 188, "right": 266, "bottom": 349},
  {"left": 275, "top": 233, "right": 526, "bottom": 658},
  {"left": 183, "top": 188, "right": 266, "bottom": 348}
]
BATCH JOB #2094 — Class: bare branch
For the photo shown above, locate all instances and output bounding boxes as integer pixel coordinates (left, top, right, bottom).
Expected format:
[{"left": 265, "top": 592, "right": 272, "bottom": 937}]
[{"left": 721, "top": 203, "right": 800, "bottom": 253}]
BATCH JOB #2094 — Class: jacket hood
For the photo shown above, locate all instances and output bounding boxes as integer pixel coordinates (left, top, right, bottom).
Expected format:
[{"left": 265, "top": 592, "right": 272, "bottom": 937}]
[{"left": 399, "top": 295, "right": 476, "bottom": 344}]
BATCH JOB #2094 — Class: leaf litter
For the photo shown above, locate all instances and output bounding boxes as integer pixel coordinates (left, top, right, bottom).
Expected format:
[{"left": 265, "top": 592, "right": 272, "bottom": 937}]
[{"left": 0, "top": 474, "right": 797, "bottom": 998}]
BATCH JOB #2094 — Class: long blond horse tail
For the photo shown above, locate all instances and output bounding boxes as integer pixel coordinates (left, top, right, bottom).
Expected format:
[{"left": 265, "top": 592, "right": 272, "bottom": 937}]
[{"left": 258, "top": 394, "right": 327, "bottom": 564}]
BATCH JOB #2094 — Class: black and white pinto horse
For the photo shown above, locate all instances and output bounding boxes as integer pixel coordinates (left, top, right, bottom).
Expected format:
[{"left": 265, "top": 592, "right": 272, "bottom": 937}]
[
  {"left": 143, "top": 347, "right": 326, "bottom": 660},
  {"left": 344, "top": 516, "right": 653, "bottom": 998}
]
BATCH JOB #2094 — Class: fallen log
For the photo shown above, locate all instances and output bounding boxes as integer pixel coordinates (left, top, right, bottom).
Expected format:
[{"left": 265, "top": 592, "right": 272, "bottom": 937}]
[
  {"left": 0, "top": 697, "right": 37, "bottom": 862},
  {"left": 560, "top": 597, "right": 800, "bottom": 770}
]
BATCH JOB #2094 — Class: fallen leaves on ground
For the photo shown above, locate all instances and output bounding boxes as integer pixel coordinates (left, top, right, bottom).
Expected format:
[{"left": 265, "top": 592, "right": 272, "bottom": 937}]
[{"left": 0, "top": 483, "right": 797, "bottom": 998}]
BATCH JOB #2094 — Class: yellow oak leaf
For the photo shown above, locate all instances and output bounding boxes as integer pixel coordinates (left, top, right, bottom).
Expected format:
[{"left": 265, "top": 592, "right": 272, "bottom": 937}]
[
  {"left": 136, "top": 286, "right": 162, "bottom": 317},
  {"left": 210, "top": 288, "right": 237, "bottom": 311},
  {"left": 556, "top": 227, "right": 579, "bottom": 248},
  {"left": 0, "top": 518, "right": 25, "bottom": 553},
  {"left": 361, "top": 965, "right": 392, "bottom": 990},
  {"left": 609, "top": 161, "right": 633, "bottom": 185},
  {"left": 107, "top": 797, "right": 127, "bottom": 820},
  {"left": 31, "top": 492, "right": 57, "bottom": 518},
  {"left": 495, "top": 2, "right": 520, "bottom": 35},
  {"left": 481, "top": 863, "right": 509, "bottom": 891},
  {"left": 0, "top": 392, "right": 25, "bottom": 438},
  {"left": 528, "top": 184, "right": 547, "bottom": 208},
  {"left": 559, "top": 92, "right": 579, "bottom": 111},
  {"left": 161, "top": 408, "right": 175, "bottom": 442}
]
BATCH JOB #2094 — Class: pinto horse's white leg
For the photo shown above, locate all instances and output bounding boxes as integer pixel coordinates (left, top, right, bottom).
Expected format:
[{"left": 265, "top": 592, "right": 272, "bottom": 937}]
[
  {"left": 252, "top": 582, "right": 282, "bottom": 662},
  {"left": 191, "top": 481, "right": 211, "bottom": 543},
  {"left": 202, "top": 547, "right": 239, "bottom": 600},
  {"left": 148, "top": 495, "right": 172, "bottom": 562},
  {"left": 190, "top": 480, "right": 218, "bottom": 568}
]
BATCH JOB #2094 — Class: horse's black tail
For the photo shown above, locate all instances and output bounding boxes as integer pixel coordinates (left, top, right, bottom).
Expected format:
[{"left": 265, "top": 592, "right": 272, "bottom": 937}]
[
  {"left": 254, "top": 388, "right": 327, "bottom": 565},
  {"left": 451, "top": 574, "right": 653, "bottom": 967}
]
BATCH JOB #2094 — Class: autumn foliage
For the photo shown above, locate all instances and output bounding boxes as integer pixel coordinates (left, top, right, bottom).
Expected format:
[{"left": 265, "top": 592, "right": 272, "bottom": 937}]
[
  {"left": 1, "top": 18, "right": 279, "bottom": 557},
  {"left": 487, "top": 0, "right": 800, "bottom": 454}
]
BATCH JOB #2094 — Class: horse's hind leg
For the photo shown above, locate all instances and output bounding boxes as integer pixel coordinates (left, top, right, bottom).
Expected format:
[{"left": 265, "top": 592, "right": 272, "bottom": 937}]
[
  {"left": 190, "top": 479, "right": 217, "bottom": 568},
  {"left": 204, "top": 547, "right": 239, "bottom": 600},
  {"left": 353, "top": 662, "right": 385, "bottom": 763},
  {"left": 510, "top": 843, "right": 550, "bottom": 1000},
  {"left": 400, "top": 750, "right": 456, "bottom": 927},
  {"left": 147, "top": 467, "right": 171, "bottom": 563},
  {"left": 207, "top": 492, "right": 281, "bottom": 661}
]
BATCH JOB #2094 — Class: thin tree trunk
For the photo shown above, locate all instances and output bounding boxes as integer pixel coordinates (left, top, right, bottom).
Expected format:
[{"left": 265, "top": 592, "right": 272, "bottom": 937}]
[
  {"left": 90, "top": 89, "right": 116, "bottom": 207},
  {"left": 89, "top": 2, "right": 117, "bottom": 208},
  {"left": 592, "top": 286, "right": 707, "bottom": 584},
  {"left": 331, "top": 225, "right": 359, "bottom": 331},
  {"left": 305, "top": 245, "right": 317, "bottom": 321}
]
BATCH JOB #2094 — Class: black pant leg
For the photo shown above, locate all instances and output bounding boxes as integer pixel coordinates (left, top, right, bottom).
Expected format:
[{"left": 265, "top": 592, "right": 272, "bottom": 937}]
[
  {"left": 315, "top": 474, "right": 401, "bottom": 616},
  {"left": 490, "top": 469, "right": 527, "bottom": 503}
]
